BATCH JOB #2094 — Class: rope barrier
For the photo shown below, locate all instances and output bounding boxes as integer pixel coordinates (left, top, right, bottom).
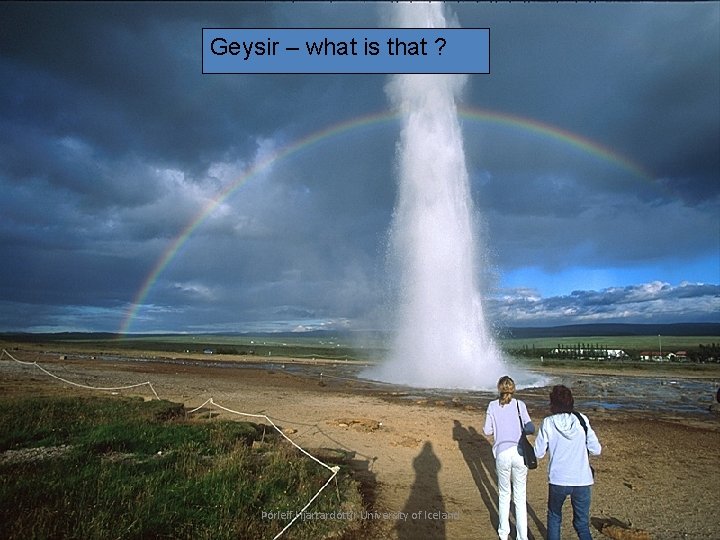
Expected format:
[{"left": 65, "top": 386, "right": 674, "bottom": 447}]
[
  {"left": 186, "top": 397, "right": 341, "bottom": 540},
  {"left": 1, "top": 349, "right": 160, "bottom": 399},
  {"left": 188, "top": 398, "right": 338, "bottom": 473},
  {"left": 1, "top": 348, "right": 342, "bottom": 539}
]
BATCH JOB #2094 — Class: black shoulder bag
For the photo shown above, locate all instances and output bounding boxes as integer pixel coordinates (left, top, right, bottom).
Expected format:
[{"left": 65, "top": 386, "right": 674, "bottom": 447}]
[
  {"left": 517, "top": 402, "right": 537, "bottom": 469},
  {"left": 572, "top": 411, "right": 595, "bottom": 478}
]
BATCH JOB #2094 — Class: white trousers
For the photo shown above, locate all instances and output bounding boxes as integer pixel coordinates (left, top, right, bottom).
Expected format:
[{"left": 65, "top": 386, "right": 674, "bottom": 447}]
[{"left": 495, "top": 446, "right": 529, "bottom": 540}]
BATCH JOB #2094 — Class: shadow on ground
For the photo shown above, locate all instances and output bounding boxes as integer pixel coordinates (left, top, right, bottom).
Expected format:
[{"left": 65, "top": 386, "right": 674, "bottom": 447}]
[{"left": 396, "top": 441, "right": 447, "bottom": 540}]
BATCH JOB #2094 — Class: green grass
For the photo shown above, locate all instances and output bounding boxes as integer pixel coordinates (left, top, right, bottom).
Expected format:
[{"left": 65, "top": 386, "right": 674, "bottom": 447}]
[
  {"left": 52, "top": 334, "right": 720, "bottom": 358},
  {"left": 4, "top": 333, "right": 717, "bottom": 364},
  {"left": 0, "top": 395, "right": 364, "bottom": 539},
  {"left": 53, "top": 334, "right": 374, "bottom": 361}
]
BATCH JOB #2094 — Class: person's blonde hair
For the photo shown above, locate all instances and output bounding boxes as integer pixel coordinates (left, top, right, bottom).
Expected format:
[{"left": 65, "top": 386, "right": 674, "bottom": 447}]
[{"left": 497, "top": 375, "right": 516, "bottom": 406}]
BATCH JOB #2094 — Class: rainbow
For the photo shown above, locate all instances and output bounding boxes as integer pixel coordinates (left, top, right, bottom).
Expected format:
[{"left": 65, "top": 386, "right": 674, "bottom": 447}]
[
  {"left": 118, "top": 106, "right": 652, "bottom": 334},
  {"left": 459, "top": 108, "right": 651, "bottom": 180}
]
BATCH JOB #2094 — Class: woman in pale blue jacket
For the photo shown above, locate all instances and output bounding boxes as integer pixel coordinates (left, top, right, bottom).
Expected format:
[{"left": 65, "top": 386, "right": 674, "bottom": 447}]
[
  {"left": 534, "top": 385, "right": 601, "bottom": 540},
  {"left": 484, "top": 376, "right": 535, "bottom": 540}
]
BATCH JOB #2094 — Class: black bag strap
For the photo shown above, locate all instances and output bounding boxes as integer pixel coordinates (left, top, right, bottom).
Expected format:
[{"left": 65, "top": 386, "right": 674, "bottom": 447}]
[
  {"left": 516, "top": 401, "right": 525, "bottom": 434},
  {"left": 572, "top": 411, "right": 588, "bottom": 438},
  {"left": 572, "top": 411, "right": 595, "bottom": 478}
]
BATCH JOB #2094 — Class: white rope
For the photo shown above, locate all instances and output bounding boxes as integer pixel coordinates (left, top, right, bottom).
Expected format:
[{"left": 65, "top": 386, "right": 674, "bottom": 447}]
[
  {"left": 200, "top": 398, "right": 336, "bottom": 472},
  {"left": 273, "top": 466, "right": 339, "bottom": 540},
  {"left": 2, "top": 348, "right": 342, "bottom": 539},
  {"left": 187, "top": 397, "right": 341, "bottom": 540},
  {"left": 1, "top": 349, "right": 160, "bottom": 400}
]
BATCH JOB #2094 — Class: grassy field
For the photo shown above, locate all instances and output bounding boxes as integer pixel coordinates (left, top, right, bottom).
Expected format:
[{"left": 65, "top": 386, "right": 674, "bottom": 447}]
[
  {"left": 23, "top": 333, "right": 720, "bottom": 355},
  {"left": 53, "top": 334, "right": 377, "bottom": 361},
  {"left": 3, "top": 332, "right": 719, "bottom": 366},
  {"left": 0, "top": 393, "right": 364, "bottom": 540}
]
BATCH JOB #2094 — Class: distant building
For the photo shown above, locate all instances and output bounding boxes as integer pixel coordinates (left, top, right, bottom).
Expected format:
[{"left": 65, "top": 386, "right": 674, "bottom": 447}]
[
  {"left": 550, "top": 348, "right": 627, "bottom": 358},
  {"left": 640, "top": 351, "right": 668, "bottom": 362}
]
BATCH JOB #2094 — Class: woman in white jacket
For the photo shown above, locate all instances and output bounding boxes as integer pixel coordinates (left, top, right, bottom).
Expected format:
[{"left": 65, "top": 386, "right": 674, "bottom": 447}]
[
  {"left": 534, "top": 385, "right": 601, "bottom": 540},
  {"left": 483, "top": 376, "right": 535, "bottom": 540}
]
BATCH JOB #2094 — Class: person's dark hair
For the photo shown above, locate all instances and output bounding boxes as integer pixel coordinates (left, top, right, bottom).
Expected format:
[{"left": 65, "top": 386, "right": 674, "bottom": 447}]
[{"left": 549, "top": 385, "right": 574, "bottom": 414}]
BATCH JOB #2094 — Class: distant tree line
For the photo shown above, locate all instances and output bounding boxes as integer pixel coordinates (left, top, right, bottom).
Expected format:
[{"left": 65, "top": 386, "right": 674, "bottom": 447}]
[
  {"left": 688, "top": 343, "right": 720, "bottom": 363},
  {"left": 507, "top": 342, "right": 719, "bottom": 363},
  {"left": 550, "top": 343, "right": 622, "bottom": 359}
]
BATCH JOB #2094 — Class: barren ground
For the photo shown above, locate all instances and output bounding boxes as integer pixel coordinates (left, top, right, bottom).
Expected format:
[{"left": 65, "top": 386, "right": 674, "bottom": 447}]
[{"left": 1, "top": 346, "right": 719, "bottom": 540}]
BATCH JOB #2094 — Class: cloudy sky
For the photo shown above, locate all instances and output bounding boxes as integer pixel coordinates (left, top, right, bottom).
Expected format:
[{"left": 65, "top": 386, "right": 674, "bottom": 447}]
[{"left": 1, "top": 2, "right": 718, "bottom": 334}]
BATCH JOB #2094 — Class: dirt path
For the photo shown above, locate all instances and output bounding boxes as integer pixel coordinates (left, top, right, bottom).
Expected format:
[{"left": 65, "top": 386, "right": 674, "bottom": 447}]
[{"left": 2, "top": 350, "right": 719, "bottom": 539}]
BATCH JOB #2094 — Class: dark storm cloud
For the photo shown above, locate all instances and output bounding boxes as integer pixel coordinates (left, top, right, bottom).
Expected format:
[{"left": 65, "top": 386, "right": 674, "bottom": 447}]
[
  {"left": 461, "top": 3, "right": 719, "bottom": 202},
  {"left": 0, "top": 2, "right": 717, "bottom": 333},
  {"left": 461, "top": 5, "right": 719, "bottom": 273},
  {"left": 0, "top": 3, "right": 386, "bottom": 174}
]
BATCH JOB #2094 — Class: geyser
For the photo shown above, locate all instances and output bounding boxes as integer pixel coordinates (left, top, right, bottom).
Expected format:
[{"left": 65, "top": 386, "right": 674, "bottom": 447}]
[{"left": 366, "top": 3, "right": 509, "bottom": 390}]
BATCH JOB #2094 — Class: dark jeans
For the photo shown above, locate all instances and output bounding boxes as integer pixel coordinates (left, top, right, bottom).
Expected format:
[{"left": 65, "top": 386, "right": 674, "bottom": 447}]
[{"left": 546, "top": 484, "right": 592, "bottom": 540}]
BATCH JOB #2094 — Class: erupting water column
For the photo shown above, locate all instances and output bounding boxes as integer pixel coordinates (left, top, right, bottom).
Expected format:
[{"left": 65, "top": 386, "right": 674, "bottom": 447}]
[{"left": 368, "top": 4, "right": 508, "bottom": 389}]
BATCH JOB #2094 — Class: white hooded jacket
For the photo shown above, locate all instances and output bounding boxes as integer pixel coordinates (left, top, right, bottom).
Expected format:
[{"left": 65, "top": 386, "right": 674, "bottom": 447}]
[{"left": 534, "top": 412, "right": 601, "bottom": 486}]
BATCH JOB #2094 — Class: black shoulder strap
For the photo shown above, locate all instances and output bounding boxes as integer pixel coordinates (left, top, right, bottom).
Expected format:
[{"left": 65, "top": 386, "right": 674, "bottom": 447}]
[
  {"left": 515, "top": 399, "right": 525, "bottom": 433},
  {"left": 572, "top": 411, "right": 588, "bottom": 435},
  {"left": 572, "top": 411, "right": 595, "bottom": 478},
  {"left": 516, "top": 401, "right": 525, "bottom": 433}
]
